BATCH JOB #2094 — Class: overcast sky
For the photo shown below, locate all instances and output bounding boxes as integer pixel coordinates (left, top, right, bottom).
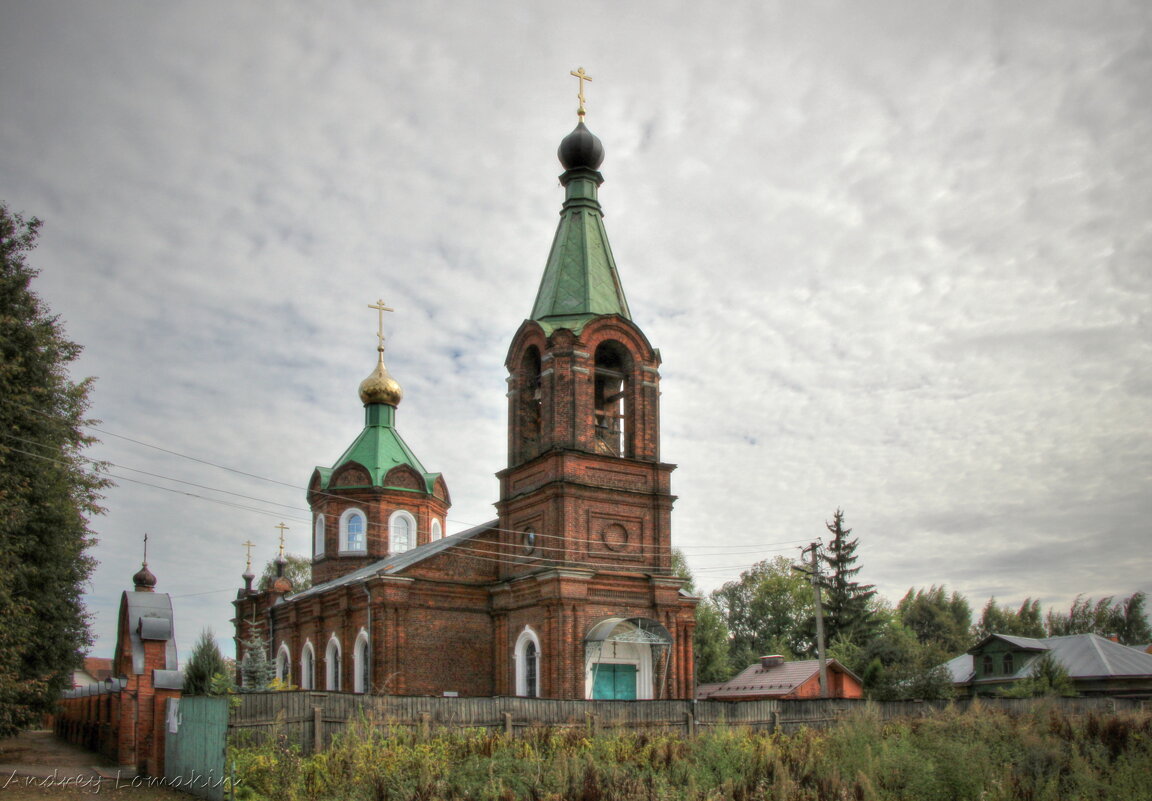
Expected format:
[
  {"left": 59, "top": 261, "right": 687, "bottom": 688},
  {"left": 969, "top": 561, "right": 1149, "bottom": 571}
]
[{"left": 2, "top": 1, "right": 1149, "bottom": 662}]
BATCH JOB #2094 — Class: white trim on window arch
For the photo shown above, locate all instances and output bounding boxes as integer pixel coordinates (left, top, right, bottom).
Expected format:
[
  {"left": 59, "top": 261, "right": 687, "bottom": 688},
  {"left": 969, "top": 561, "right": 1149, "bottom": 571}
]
[
  {"left": 325, "top": 635, "right": 342, "bottom": 691},
  {"left": 352, "top": 628, "right": 370, "bottom": 694},
  {"left": 314, "top": 514, "right": 326, "bottom": 558},
  {"left": 339, "top": 508, "right": 367, "bottom": 553},
  {"left": 275, "top": 643, "right": 291, "bottom": 684},
  {"left": 430, "top": 518, "right": 443, "bottom": 541},
  {"left": 300, "top": 640, "right": 315, "bottom": 690},
  {"left": 514, "top": 626, "right": 542, "bottom": 698},
  {"left": 389, "top": 510, "right": 416, "bottom": 553}
]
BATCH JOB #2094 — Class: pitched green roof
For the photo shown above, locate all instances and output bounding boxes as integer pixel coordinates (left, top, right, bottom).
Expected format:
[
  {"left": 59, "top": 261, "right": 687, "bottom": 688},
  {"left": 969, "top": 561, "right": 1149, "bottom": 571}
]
[
  {"left": 530, "top": 165, "right": 631, "bottom": 334},
  {"left": 317, "top": 404, "right": 440, "bottom": 494}
]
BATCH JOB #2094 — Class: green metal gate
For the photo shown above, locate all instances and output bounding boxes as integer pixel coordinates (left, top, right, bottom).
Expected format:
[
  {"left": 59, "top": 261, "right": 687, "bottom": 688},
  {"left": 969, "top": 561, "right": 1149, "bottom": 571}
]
[{"left": 165, "top": 697, "right": 229, "bottom": 800}]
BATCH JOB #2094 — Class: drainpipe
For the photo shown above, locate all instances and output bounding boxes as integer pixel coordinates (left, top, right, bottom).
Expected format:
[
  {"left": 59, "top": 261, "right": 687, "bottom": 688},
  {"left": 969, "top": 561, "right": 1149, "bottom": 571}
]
[{"left": 362, "top": 582, "right": 373, "bottom": 694}]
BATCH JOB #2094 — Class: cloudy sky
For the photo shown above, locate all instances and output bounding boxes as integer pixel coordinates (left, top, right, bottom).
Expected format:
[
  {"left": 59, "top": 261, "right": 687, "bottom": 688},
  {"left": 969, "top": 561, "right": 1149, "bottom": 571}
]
[{"left": 2, "top": 1, "right": 1149, "bottom": 661}]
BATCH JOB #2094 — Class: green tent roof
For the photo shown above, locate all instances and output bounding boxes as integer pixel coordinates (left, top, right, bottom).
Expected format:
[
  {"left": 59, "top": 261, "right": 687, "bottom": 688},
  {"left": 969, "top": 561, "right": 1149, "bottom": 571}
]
[{"left": 317, "top": 404, "right": 440, "bottom": 494}]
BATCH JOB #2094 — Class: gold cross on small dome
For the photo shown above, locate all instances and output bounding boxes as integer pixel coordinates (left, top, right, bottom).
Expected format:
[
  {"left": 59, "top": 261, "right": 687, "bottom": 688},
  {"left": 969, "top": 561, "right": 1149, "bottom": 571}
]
[
  {"left": 368, "top": 298, "right": 394, "bottom": 350},
  {"left": 570, "top": 67, "right": 592, "bottom": 118}
]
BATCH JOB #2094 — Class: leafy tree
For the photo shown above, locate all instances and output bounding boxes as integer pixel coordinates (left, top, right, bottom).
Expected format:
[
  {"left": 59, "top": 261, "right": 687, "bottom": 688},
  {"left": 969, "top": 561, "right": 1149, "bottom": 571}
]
[
  {"left": 820, "top": 509, "right": 876, "bottom": 646},
  {"left": 1045, "top": 593, "right": 1151, "bottom": 645},
  {"left": 670, "top": 548, "right": 733, "bottom": 684},
  {"left": 258, "top": 553, "right": 312, "bottom": 594},
  {"left": 844, "top": 613, "right": 955, "bottom": 701},
  {"left": 974, "top": 597, "right": 1045, "bottom": 639},
  {"left": 711, "top": 556, "right": 814, "bottom": 669},
  {"left": 1000, "top": 652, "right": 1076, "bottom": 698},
  {"left": 896, "top": 585, "right": 973, "bottom": 660},
  {"left": 238, "top": 625, "right": 275, "bottom": 692},
  {"left": 0, "top": 204, "right": 108, "bottom": 736},
  {"left": 183, "top": 629, "right": 228, "bottom": 696}
]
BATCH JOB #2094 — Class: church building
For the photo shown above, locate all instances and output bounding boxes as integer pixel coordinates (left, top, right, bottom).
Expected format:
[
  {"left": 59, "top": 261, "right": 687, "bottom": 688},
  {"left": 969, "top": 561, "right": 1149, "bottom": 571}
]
[{"left": 234, "top": 97, "right": 698, "bottom": 700}]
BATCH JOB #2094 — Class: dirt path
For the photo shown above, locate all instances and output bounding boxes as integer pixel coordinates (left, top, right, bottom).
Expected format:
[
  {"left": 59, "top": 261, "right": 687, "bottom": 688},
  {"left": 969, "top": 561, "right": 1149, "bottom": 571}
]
[{"left": 0, "top": 731, "right": 190, "bottom": 800}]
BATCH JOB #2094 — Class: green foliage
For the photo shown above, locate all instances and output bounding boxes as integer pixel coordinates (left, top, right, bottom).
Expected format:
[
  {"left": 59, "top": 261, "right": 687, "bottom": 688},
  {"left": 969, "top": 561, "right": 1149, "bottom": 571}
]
[
  {"left": 258, "top": 553, "right": 313, "bottom": 594},
  {"left": 228, "top": 706, "right": 1152, "bottom": 801},
  {"left": 897, "top": 585, "right": 973, "bottom": 659},
  {"left": 820, "top": 509, "right": 877, "bottom": 646},
  {"left": 1045, "top": 592, "right": 1151, "bottom": 645},
  {"left": 239, "top": 624, "right": 275, "bottom": 692},
  {"left": 975, "top": 597, "right": 1046, "bottom": 639},
  {"left": 0, "top": 204, "right": 108, "bottom": 736},
  {"left": 711, "top": 555, "right": 814, "bottom": 670},
  {"left": 1001, "top": 652, "right": 1077, "bottom": 698},
  {"left": 184, "top": 628, "right": 229, "bottom": 696},
  {"left": 693, "top": 599, "right": 733, "bottom": 684}
]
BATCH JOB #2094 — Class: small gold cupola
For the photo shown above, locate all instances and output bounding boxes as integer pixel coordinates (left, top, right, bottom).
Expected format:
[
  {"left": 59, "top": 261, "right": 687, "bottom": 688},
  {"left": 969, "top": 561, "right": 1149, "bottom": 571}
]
[{"left": 358, "top": 298, "right": 404, "bottom": 407}]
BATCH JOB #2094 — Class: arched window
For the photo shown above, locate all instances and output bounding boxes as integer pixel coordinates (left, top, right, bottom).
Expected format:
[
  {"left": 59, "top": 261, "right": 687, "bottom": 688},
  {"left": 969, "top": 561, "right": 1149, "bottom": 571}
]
[
  {"left": 1003, "top": 652, "right": 1014, "bottom": 674},
  {"left": 516, "top": 346, "right": 543, "bottom": 462},
  {"left": 430, "top": 518, "right": 443, "bottom": 541},
  {"left": 353, "top": 630, "right": 370, "bottom": 694},
  {"left": 325, "top": 636, "right": 342, "bottom": 691},
  {"left": 594, "top": 342, "right": 631, "bottom": 458},
  {"left": 389, "top": 510, "right": 415, "bottom": 553},
  {"left": 300, "top": 642, "right": 315, "bottom": 690},
  {"left": 275, "top": 644, "right": 291, "bottom": 684},
  {"left": 314, "top": 514, "right": 326, "bottom": 558},
  {"left": 340, "top": 509, "right": 367, "bottom": 553},
  {"left": 982, "top": 655, "right": 994, "bottom": 676},
  {"left": 515, "top": 627, "right": 542, "bottom": 698}
]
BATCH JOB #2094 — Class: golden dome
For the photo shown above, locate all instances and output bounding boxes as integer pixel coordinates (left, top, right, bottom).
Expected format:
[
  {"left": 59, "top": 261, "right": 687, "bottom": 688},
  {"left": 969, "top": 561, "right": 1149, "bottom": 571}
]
[{"left": 359, "top": 348, "right": 403, "bottom": 406}]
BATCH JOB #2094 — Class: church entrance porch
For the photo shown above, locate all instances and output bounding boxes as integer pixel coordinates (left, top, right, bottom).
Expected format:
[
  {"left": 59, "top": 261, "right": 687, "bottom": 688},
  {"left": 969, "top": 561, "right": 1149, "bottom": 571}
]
[{"left": 584, "top": 618, "right": 673, "bottom": 700}]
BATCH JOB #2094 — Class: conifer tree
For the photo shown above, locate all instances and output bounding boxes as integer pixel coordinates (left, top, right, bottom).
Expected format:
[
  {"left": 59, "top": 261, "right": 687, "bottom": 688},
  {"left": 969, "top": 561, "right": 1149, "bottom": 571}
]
[
  {"left": 0, "top": 204, "right": 107, "bottom": 736},
  {"left": 183, "top": 629, "right": 228, "bottom": 696},
  {"left": 820, "top": 509, "right": 876, "bottom": 646},
  {"left": 239, "top": 625, "right": 275, "bottom": 691}
]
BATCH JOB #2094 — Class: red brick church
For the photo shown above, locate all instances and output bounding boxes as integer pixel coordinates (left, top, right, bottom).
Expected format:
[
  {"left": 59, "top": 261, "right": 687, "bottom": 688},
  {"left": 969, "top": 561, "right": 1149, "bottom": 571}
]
[{"left": 234, "top": 106, "right": 698, "bottom": 700}]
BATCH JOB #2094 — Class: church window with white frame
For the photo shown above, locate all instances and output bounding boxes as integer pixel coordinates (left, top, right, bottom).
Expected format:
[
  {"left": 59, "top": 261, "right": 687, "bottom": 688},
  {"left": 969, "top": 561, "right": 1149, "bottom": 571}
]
[
  {"left": 430, "top": 518, "right": 443, "bottom": 541},
  {"left": 340, "top": 509, "right": 367, "bottom": 553},
  {"left": 514, "top": 626, "right": 542, "bottom": 698},
  {"left": 325, "top": 636, "right": 342, "bottom": 690},
  {"left": 353, "top": 629, "right": 370, "bottom": 694},
  {"left": 314, "top": 514, "right": 326, "bottom": 558},
  {"left": 300, "top": 641, "right": 315, "bottom": 690},
  {"left": 389, "top": 510, "right": 416, "bottom": 553},
  {"left": 275, "top": 643, "right": 291, "bottom": 684}
]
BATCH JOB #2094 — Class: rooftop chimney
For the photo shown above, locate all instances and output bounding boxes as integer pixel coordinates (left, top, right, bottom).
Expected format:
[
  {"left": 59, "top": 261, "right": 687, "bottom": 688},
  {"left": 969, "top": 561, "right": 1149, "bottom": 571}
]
[{"left": 759, "top": 654, "right": 785, "bottom": 670}]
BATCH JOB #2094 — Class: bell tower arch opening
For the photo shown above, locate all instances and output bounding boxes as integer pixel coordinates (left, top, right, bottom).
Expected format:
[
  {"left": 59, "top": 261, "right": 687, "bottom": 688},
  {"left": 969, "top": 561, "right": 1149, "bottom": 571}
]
[{"left": 593, "top": 341, "right": 632, "bottom": 458}]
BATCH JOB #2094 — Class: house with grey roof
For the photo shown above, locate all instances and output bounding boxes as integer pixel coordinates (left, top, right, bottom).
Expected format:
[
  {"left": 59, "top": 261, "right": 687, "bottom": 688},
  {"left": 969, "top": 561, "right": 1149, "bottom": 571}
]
[{"left": 945, "top": 633, "right": 1152, "bottom": 697}]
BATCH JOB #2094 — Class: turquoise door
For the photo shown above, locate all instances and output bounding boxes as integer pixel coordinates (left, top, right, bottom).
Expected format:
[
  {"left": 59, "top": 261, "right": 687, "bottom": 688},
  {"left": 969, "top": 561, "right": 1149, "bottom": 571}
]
[{"left": 593, "top": 664, "right": 638, "bottom": 700}]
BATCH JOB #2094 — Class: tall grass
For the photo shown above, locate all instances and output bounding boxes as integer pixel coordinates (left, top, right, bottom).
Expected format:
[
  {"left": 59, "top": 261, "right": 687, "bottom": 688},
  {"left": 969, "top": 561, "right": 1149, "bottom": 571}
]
[{"left": 229, "top": 703, "right": 1152, "bottom": 800}]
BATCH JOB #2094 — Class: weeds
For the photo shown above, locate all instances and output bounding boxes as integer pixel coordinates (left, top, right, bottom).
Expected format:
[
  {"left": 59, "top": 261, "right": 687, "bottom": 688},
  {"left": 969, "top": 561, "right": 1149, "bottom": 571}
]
[{"left": 228, "top": 705, "right": 1152, "bottom": 800}]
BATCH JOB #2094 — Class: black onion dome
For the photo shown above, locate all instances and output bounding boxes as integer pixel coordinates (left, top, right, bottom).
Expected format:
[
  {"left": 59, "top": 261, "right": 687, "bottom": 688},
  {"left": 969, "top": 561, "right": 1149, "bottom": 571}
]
[
  {"left": 133, "top": 563, "right": 157, "bottom": 591},
  {"left": 558, "top": 121, "right": 605, "bottom": 170}
]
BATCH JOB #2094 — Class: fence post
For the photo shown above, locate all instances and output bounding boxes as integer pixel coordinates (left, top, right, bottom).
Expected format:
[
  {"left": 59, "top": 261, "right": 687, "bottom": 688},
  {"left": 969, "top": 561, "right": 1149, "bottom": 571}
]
[
  {"left": 420, "top": 712, "right": 431, "bottom": 740},
  {"left": 311, "top": 707, "right": 323, "bottom": 755},
  {"left": 684, "top": 712, "right": 696, "bottom": 738},
  {"left": 503, "top": 712, "right": 514, "bottom": 739},
  {"left": 585, "top": 713, "right": 598, "bottom": 735}
]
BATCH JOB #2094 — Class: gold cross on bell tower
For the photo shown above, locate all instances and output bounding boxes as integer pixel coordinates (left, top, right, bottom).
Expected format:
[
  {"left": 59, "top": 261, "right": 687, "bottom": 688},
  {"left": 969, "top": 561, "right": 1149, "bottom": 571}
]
[
  {"left": 242, "top": 539, "right": 256, "bottom": 572},
  {"left": 570, "top": 67, "right": 592, "bottom": 119},
  {"left": 368, "top": 298, "right": 394, "bottom": 351},
  {"left": 274, "top": 522, "right": 289, "bottom": 559}
]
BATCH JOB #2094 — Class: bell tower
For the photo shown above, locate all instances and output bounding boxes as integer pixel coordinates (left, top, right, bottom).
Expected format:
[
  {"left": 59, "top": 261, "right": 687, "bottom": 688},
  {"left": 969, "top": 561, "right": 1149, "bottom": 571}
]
[{"left": 497, "top": 111, "right": 675, "bottom": 580}]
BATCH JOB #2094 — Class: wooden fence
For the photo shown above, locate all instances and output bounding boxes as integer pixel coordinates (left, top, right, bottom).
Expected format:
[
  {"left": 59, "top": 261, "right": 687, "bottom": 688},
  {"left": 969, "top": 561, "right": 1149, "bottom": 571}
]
[{"left": 227, "top": 692, "right": 1145, "bottom": 755}]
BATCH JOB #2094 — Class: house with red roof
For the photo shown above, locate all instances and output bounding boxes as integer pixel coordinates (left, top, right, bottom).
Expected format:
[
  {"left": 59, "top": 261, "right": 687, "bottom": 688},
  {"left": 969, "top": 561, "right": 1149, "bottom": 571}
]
[{"left": 697, "top": 655, "right": 864, "bottom": 701}]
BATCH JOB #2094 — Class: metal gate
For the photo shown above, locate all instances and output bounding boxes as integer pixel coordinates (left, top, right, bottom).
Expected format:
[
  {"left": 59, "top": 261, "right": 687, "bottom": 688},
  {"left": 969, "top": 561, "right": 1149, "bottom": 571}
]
[{"left": 164, "top": 697, "right": 230, "bottom": 800}]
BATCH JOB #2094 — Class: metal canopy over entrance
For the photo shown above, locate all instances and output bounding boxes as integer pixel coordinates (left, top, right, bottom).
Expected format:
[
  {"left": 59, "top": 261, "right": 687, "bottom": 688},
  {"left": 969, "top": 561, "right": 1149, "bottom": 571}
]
[{"left": 585, "top": 617, "right": 673, "bottom": 700}]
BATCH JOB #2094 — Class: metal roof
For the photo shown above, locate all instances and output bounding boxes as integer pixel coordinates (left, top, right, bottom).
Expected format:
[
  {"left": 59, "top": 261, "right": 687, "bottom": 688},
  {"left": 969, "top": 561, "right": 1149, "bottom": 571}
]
[
  {"left": 287, "top": 520, "right": 497, "bottom": 603},
  {"left": 120, "top": 591, "right": 178, "bottom": 674},
  {"left": 700, "top": 658, "right": 859, "bottom": 699},
  {"left": 952, "top": 633, "right": 1152, "bottom": 684}
]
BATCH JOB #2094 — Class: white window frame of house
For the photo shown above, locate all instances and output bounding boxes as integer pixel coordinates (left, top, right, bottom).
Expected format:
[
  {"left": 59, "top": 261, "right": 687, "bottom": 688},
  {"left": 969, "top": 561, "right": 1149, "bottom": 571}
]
[
  {"left": 275, "top": 643, "right": 291, "bottom": 684},
  {"left": 514, "top": 626, "right": 542, "bottom": 698},
  {"left": 340, "top": 508, "right": 367, "bottom": 553},
  {"left": 430, "top": 518, "right": 443, "bottom": 541},
  {"left": 389, "top": 510, "right": 416, "bottom": 553},
  {"left": 353, "top": 629, "right": 370, "bottom": 694},
  {"left": 314, "top": 514, "right": 326, "bottom": 558},
  {"left": 300, "top": 641, "right": 315, "bottom": 690},
  {"left": 325, "top": 635, "right": 342, "bottom": 691}
]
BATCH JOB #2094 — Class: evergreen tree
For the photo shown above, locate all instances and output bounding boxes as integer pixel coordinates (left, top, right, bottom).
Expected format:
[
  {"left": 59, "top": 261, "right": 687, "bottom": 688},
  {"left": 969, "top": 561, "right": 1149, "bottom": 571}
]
[
  {"left": 183, "top": 629, "right": 228, "bottom": 696},
  {"left": 820, "top": 509, "right": 877, "bottom": 646},
  {"left": 0, "top": 204, "right": 108, "bottom": 736},
  {"left": 239, "top": 625, "right": 275, "bottom": 691}
]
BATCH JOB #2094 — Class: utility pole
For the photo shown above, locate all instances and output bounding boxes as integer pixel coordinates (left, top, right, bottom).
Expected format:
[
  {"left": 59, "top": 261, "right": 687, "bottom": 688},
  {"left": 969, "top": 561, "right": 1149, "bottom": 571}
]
[{"left": 799, "top": 540, "right": 828, "bottom": 698}]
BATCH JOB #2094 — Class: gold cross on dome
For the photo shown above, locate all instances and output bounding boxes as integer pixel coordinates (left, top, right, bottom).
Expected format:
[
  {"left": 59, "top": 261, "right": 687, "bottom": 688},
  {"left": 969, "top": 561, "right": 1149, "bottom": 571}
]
[
  {"left": 274, "top": 523, "right": 289, "bottom": 558},
  {"left": 368, "top": 298, "right": 394, "bottom": 350},
  {"left": 570, "top": 67, "right": 592, "bottom": 118},
  {"left": 242, "top": 539, "right": 256, "bottom": 571}
]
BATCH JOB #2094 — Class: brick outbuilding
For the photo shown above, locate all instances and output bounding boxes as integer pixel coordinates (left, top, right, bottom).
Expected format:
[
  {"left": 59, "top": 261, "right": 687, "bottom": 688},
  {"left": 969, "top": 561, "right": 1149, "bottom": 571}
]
[{"left": 234, "top": 113, "right": 698, "bottom": 701}]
